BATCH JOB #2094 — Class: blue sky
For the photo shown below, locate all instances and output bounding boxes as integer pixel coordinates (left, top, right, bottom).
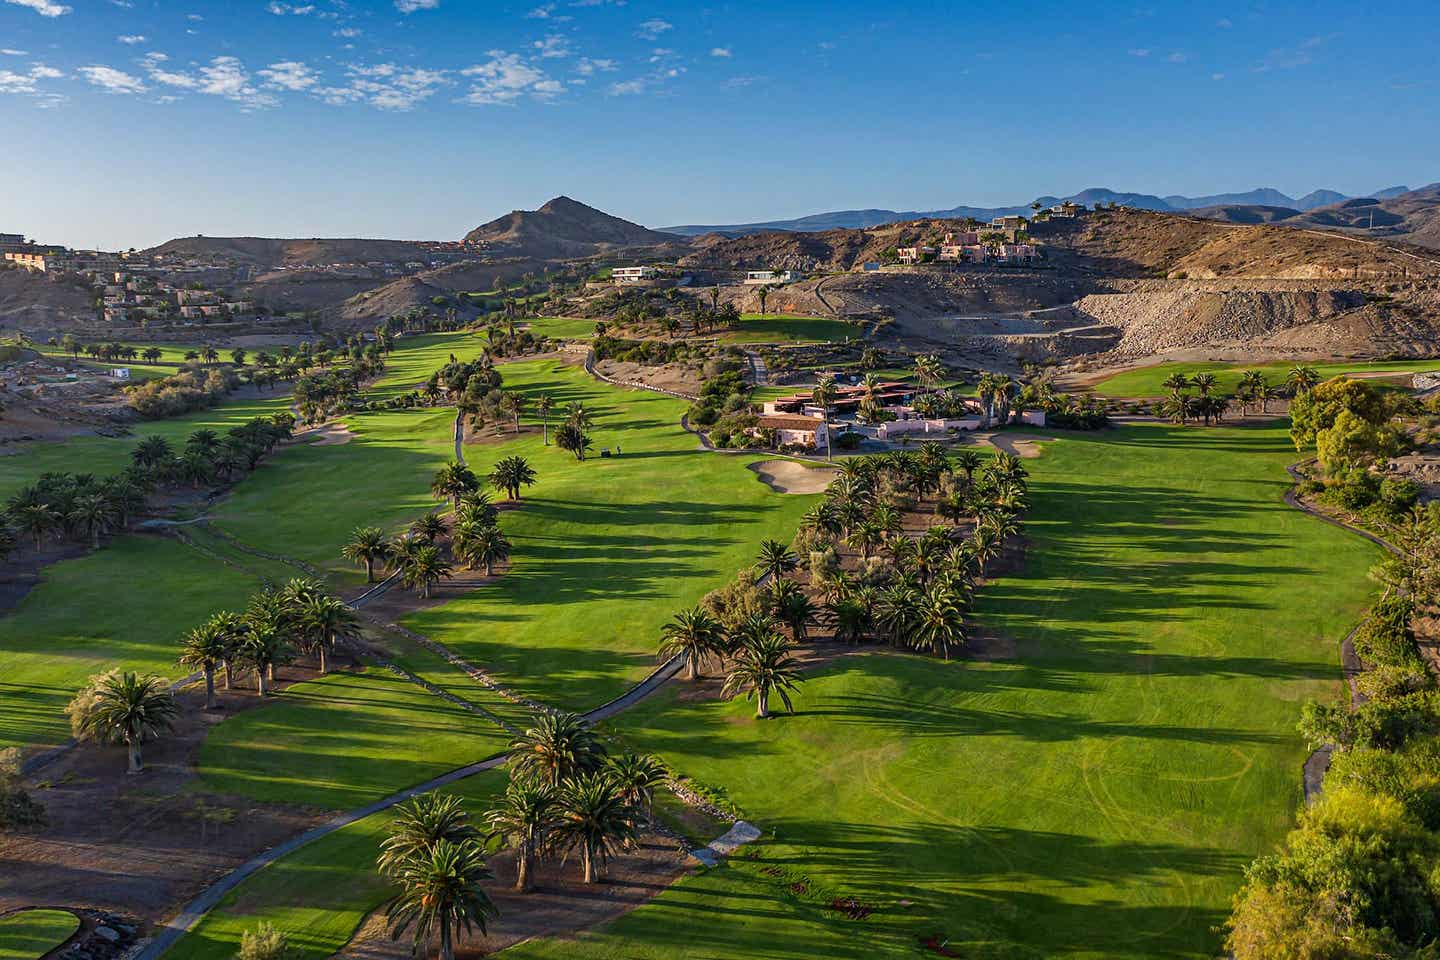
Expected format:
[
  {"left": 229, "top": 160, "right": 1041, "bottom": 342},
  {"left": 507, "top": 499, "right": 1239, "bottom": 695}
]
[{"left": 2, "top": 0, "right": 1437, "bottom": 249}]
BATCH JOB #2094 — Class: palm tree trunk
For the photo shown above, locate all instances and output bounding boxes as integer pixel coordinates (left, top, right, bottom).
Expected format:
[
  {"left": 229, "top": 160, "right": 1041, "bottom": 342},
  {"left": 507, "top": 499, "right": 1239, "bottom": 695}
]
[
  {"left": 583, "top": 844, "right": 596, "bottom": 884},
  {"left": 204, "top": 667, "right": 216, "bottom": 710},
  {"left": 319, "top": 643, "right": 328, "bottom": 674},
  {"left": 267, "top": 663, "right": 276, "bottom": 682},
  {"left": 517, "top": 845, "right": 532, "bottom": 892},
  {"left": 257, "top": 668, "right": 268, "bottom": 696},
  {"left": 365, "top": 558, "right": 375, "bottom": 583},
  {"left": 223, "top": 660, "right": 233, "bottom": 689},
  {"left": 127, "top": 741, "right": 143, "bottom": 774},
  {"left": 439, "top": 924, "right": 454, "bottom": 960},
  {"left": 757, "top": 687, "right": 770, "bottom": 719}
]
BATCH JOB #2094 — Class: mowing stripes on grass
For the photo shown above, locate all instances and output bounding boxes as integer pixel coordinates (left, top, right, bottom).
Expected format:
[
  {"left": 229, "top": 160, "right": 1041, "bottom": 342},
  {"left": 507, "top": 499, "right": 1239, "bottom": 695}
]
[
  {"left": 1090, "top": 358, "right": 1440, "bottom": 397},
  {"left": 0, "top": 910, "right": 81, "bottom": 960}
]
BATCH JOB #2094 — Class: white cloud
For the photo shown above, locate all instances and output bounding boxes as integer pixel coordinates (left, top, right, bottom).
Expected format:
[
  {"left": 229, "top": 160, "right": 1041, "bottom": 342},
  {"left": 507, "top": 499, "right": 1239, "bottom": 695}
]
[
  {"left": 136, "top": 53, "right": 278, "bottom": 108},
  {"left": 573, "top": 57, "right": 616, "bottom": 76},
  {"left": 1167, "top": 51, "right": 1187, "bottom": 63},
  {"left": 260, "top": 60, "right": 318, "bottom": 91},
  {"left": 710, "top": 47, "right": 731, "bottom": 57},
  {"left": 1, "top": 49, "right": 29, "bottom": 56},
  {"left": 1216, "top": 17, "right": 1232, "bottom": 28},
  {"left": 140, "top": 52, "right": 199, "bottom": 89},
  {"left": 267, "top": 2, "right": 317, "bottom": 13},
  {"left": 635, "top": 18, "right": 671, "bottom": 40},
  {"left": 117, "top": 34, "right": 147, "bottom": 44},
  {"left": 395, "top": 0, "right": 439, "bottom": 12},
  {"left": 5, "top": 0, "right": 70, "bottom": 16},
  {"left": 79, "top": 65, "right": 147, "bottom": 94},
  {"left": 0, "top": 63, "right": 59, "bottom": 96},
  {"left": 1127, "top": 48, "right": 1150, "bottom": 57},
  {"left": 533, "top": 35, "right": 571, "bottom": 58},
  {"left": 608, "top": 78, "right": 644, "bottom": 95},
  {"left": 334, "top": 26, "right": 361, "bottom": 37},
  {"left": 322, "top": 63, "right": 450, "bottom": 110},
  {"left": 29, "top": 63, "right": 61, "bottom": 78},
  {"left": 527, "top": 3, "right": 570, "bottom": 19},
  {"left": 461, "top": 50, "right": 562, "bottom": 105},
  {"left": 1211, "top": 72, "right": 1226, "bottom": 80}
]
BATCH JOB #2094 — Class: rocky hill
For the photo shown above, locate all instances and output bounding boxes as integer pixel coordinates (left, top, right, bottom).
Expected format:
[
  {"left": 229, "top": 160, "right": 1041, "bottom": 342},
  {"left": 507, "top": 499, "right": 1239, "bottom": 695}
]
[
  {"left": 328, "top": 276, "right": 475, "bottom": 327},
  {"left": 1186, "top": 185, "right": 1440, "bottom": 251},
  {"left": 0, "top": 266, "right": 96, "bottom": 330},
  {"left": 463, "top": 196, "right": 680, "bottom": 259},
  {"left": 145, "top": 236, "right": 438, "bottom": 270}
]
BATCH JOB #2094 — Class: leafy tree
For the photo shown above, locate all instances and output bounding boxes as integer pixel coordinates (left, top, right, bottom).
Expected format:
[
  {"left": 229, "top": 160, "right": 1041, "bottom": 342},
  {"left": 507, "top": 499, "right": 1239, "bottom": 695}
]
[
  {"left": 69, "top": 671, "right": 178, "bottom": 774},
  {"left": 342, "top": 526, "right": 391, "bottom": 583},
  {"left": 554, "top": 772, "right": 636, "bottom": 884},
  {"left": 658, "top": 607, "right": 725, "bottom": 681},
  {"left": 485, "top": 779, "right": 556, "bottom": 893},
  {"left": 509, "top": 712, "right": 605, "bottom": 787},
  {"left": 722, "top": 631, "right": 803, "bottom": 718},
  {"left": 383, "top": 840, "right": 498, "bottom": 960}
]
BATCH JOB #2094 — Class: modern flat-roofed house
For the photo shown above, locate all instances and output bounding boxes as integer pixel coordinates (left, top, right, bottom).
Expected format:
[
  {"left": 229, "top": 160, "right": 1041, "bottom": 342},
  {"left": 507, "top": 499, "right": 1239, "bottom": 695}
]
[
  {"left": 991, "top": 215, "right": 1027, "bottom": 232},
  {"left": 613, "top": 266, "right": 658, "bottom": 285},
  {"left": 896, "top": 246, "right": 937, "bottom": 264},
  {"left": 752, "top": 413, "right": 829, "bottom": 450},
  {"left": 745, "top": 269, "right": 803, "bottom": 284},
  {"left": 1050, "top": 202, "right": 1085, "bottom": 218},
  {"left": 997, "top": 243, "right": 1037, "bottom": 264}
]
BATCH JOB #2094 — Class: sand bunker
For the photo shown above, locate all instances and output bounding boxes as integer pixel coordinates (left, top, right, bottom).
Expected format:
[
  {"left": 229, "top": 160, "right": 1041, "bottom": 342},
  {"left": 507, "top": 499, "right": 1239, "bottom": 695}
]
[
  {"left": 749, "top": 459, "right": 838, "bottom": 494},
  {"left": 977, "top": 433, "right": 1056, "bottom": 459},
  {"left": 304, "top": 422, "right": 354, "bottom": 446}
]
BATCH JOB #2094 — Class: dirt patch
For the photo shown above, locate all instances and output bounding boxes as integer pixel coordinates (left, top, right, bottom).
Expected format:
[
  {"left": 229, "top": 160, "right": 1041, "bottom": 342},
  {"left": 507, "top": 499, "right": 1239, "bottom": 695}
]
[
  {"left": 593, "top": 359, "right": 704, "bottom": 397},
  {"left": 337, "top": 832, "right": 691, "bottom": 960},
  {"left": 748, "top": 459, "right": 837, "bottom": 494},
  {"left": 1, "top": 663, "right": 348, "bottom": 921},
  {"left": 459, "top": 420, "right": 540, "bottom": 449}
]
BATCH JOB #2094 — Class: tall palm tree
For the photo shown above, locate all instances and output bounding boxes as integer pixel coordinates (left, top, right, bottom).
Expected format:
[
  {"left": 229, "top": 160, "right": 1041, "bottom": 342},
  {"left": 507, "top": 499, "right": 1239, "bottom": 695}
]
[
  {"left": 605, "top": 753, "right": 668, "bottom": 827},
  {"left": 298, "top": 595, "right": 357, "bottom": 674},
  {"left": 402, "top": 545, "right": 452, "bottom": 599},
  {"left": 455, "top": 523, "right": 511, "bottom": 576},
  {"left": 536, "top": 395, "right": 554, "bottom": 446},
  {"left": 658, "top": 607, "right": 725, "bottom": 680},
  {"left": 383, "top": 840, "right": 498, "bottom": 960},
  {"left": 554, "top": 772, "right": 636, "bottom": 884},
  {"left": 1287, "top": 365, "right": 1320, "bottom": 396},
  {"left": 721, "top": 631, "right": 803, "bottom": 719},
  {"left": 914, "top": 354, "right": 944, "bottom": 394},
  {"left": 769, "top": 579, "right": 816, "bottom": 642},
  {"left": 876, "top": 580, "right": 922, "bottom": 647},
  {"left": 1190, "top": 372, "right": 1217, "bottom": 397},
  {"left": 913, "top": 586, "right": 966, "bottom": 660},
  {"left": 412, "top": 512, "right": 448, "bottom": 544},
  {"left": 240, "top": 620, "right": 288, "bottom": 695},
  {"left": 485, "top": 780, "right": 556, "bottom": 893},
  {"left": 555, "top": 424, "right": 590, "bottom": 461},
  {"left": 12, "top": 502, "right": 55, "bottom": 552},
  {"left": 69, "top": 492, "right": 115, "bottom": 549},
  {"left": 379, "top": 794, "right": 481, "bottom": 878},
  {"left": 508, "top": 712, "right": 605, "bottom": 788},
  {"left": 755, "top": 539, "right": 799, "bottom": 582},
  {"left": 431, "top": 462, "right": 480, "bottom": 514},
  {"left": 179, "top": 620, "right": 231, "bottom": 709},
  {"left": 811, "top": 376, "right": 838, "bottom": 462},
  {"left": 489, "top": 456, "right": 537, "bottom": 501},
  {"left": 132, "top": 435, "right": 172, "bottom": 468},
  {"left": 846, "top": 519, "right": 884, "bottom": 560},
  {"left": 75, "top": 672, "right": 179, "bottom": 773},
  {"left": 343, "top": 526, "right": 391, "bottom": 583}
]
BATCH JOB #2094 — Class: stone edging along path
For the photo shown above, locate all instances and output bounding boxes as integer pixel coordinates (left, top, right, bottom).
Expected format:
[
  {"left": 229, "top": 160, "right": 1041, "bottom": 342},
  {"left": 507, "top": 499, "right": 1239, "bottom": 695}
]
[
  {"left": 132, "top": 652, "right": 688, "bottom": 960},
  {"left": 1283, "top": 459, "right": 1401, "bottom": 804}
]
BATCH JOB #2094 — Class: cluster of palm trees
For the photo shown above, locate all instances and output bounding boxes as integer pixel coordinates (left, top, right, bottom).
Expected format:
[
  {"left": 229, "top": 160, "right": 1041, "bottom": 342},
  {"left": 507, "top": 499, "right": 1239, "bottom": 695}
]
[
  {"left": 0, "top": 416, "right": 293, "bottom": 562},
  {"left": 658, "top": 603, "right": 805, "bottom": 718},
  {"left": 1158, "top": 365, "right": 1320, "bottom": 425},
  {"left": 292, "top": 359, "right": 386, "bottom": 424},
  {"left": 554, "top": 402, "right": 594, "bottom": 461},
  {"left": 177, "top": 577, "right": 359, "bottom": 708},
  {"left": 378, "top": 717, "right": 668, "bottom": 960}
]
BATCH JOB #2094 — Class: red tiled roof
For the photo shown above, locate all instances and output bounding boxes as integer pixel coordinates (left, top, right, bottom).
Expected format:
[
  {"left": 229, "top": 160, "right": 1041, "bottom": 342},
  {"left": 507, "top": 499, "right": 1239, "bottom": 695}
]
[{"left": 757, "top": 415, "right": 826, "bottom": 431}]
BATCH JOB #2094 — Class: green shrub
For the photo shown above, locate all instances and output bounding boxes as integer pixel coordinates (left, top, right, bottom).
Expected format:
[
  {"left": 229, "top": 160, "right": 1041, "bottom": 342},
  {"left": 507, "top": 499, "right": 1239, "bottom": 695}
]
[
  {"left": 239, "top": 923, "right": 291, "bottom": 960},
  {"left": 1351, "top": 615, "right": 1420, "bottom": 669}
]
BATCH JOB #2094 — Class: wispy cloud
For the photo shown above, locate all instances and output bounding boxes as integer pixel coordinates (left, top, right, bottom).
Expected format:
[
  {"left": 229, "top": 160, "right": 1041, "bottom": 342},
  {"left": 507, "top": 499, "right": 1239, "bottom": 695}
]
[
  {"left": 260, "top": 61, "right": 319, "bottom": 91},
  {"left": 267, "top": 2, "right": 317, "bottom": 14},
  {"left": 710, "top": 46, "right": 731, "bottom": 58},
  {"left": 136, "top": 53, "right": 278, "bottom": 109},
  {"left": 460, "top": 50, "right": 562, "bottom": 105},
  {"left": 5, "top": 0, "right": 71, "bottom": 16},
  {"left": 533, "top": 35, "right": 572, "bottom": 59},
  {"left": 635, "top": 18, "right": 671, "bottom": 40},
  {"left": 1167, "top": 51, "right": 1187, "bottom": 63},
  {"left": 394, "top": 0, "right": 439, "bottom": 12},
  {"left": 0, "top": 62, "right": 62, "bottom": 96},
  {"left": 1127, "top": 48, "right": 1150, "bottom": 58},
  {"left": 1254, "top": 33, "right": 1336, "bottom": 72},
  {"left": 117, "top": 34, "right": 147, "bottom": 44},
  {"left": 318, "top": 63, "right": 450, "bottom": 110},
  {"left": 1, "top": 48, "right": 30, "bottom": 56},
  {"left": 1216, "top": 17, "right": 1232, "bottom": 28},
  {"left": 79, "top": 64, "right": 147, "bottom": 94},
  {"left": 526, "top": 3, "right": 571, "bottom": 20}
]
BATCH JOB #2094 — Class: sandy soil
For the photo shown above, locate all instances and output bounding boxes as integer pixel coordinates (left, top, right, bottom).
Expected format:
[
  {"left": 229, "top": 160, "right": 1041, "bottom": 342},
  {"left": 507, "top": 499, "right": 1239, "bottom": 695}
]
[
  {"left": 337, "top": 833, "right": 692, "bottom": 960},
  {"left": 593, "top": 360, "right": 704, "bottom": 397},
  {"left": 0, "top": 664, "right": 350, "bottom": 920},
  {"left": 747, "top": 459, "right": 838, "bottom": 494},
  {"left": 300, "top": 421, "right": 354, "bottom": 446},
  {"left": 960, "top": 432, "right": 1056, "bottom": 459}
]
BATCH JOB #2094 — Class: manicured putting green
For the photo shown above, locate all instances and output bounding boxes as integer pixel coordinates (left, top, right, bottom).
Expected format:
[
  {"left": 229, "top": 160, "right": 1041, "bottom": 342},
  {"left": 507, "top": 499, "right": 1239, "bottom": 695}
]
[
  {"left": 0, "top": 910, "right": 80, "bottom": 960},
  {"left": 1090, "top": 358, "right": 1440, "bottom": 397}
]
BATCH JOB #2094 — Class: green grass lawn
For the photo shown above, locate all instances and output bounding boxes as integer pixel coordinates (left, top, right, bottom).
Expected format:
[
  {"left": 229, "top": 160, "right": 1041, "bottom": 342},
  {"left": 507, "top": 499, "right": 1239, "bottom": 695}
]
[
  {"left": 195, "top": 667, "right": 516, "bottom": 809},
  {"left": 720, "top": 315, "right": 861, "bottom": 344},
  {"left": 508, "top": 420, "right": 1379, "bottom": 959},
  {"left": 397, "top": 360, "right": 819, "bottom": 711},
  {"left": 365, "top": 331, "right": 490, "bottom": 400},
  {"left": 0, "top": 532, "right": 273, "bottom": 752},
  {"left": 0, "top": 910, "right": 80, "bottom": 960},
  {"left": 163, "top": 769, "right": 508, "bottom": 960},
  {"left": 1090, "top": 358, "right": 1440, "bottom": 397},
  {"left": 518, "top": 316, "right": 598, "bottom": 340}
]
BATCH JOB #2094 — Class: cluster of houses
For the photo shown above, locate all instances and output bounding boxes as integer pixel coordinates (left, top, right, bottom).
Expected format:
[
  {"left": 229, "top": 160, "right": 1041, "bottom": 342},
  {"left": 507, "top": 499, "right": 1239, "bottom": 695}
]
[{"left": 103, "top": 273, "right": 254, "bottom": 324}]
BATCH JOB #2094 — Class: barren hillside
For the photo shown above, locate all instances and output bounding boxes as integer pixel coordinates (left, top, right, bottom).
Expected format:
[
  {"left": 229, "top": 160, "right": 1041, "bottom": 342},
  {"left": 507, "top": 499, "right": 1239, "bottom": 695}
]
[
  {"left": 328, "top": 276, "right": 476, "bottom": 327},
  {"left": 463, "top": 196, "right": 679, "bottom": 259},
  {"left": 145, "top": 236, "right": 437, "bottom": 270},
  {"left": 0, "top": 268, "right": 95, "bottom": 330}
]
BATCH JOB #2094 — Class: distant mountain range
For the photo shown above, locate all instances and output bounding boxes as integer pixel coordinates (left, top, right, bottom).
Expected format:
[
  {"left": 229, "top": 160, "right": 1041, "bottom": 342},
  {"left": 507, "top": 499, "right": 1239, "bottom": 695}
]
[{"left": 658, "top": 185, "right": 1420, "bottom": 236}]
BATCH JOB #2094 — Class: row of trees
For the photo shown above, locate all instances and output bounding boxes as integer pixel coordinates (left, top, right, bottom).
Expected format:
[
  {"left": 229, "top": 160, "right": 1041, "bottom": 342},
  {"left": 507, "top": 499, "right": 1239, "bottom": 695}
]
[
  {"left": 0, "top": 415, "right": 293, "bottom": 562},
  {"left": 377, "top": 717, "right": 669, "bottom": 960},
  {"left": 64, "top": 577, "right": 357, "bottom": 775}
]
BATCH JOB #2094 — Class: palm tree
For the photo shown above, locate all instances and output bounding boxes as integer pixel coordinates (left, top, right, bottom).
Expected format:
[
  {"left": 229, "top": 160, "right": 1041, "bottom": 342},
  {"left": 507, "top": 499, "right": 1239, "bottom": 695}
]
[
  {"left": 876, "top": 580, "right": 922, "bottom": 647},
  {"left": 69, "top": 492, "right": 115, "bottom": 549},
  {"left": 769, "top": 580, "right": 816, "bottom": 642},
  {"left": 658, "top": 607, "right": 725, "bottom": 680},
  {"left": 913, "top": 586, "right": 966, "bottom": 660},
  {"left": 343, "top": 526, "right": 391, "bottom": 583},
  {"left": 914, "top": 354, "right": 944, "bottom": 393},
  {"left": 412, "top": 512, "right": 447, "bottom": 544},
  {"left": 606, "top": 753, "right": 667, "bottom": 826},
  {"left": 11, "top": 502, "right": 55, "bottom": 552},
  {"left": 383, "top": 840, "right": 498, "bottom": 960},
  {"left": 379, "top": 794, "right": 481, "bottom": 878},
  {"left": 756, "top": 284, "right": 771, "bottom": 316},
  {"left": 721, "top": 631, "right": 803, "bottom": 719},
  {"left": 811, "top": 375, "right": 838, "bottom": 462},
  {"left": 179, "top": 620, "right": 231, "bottom": 709},
  {"left": 455, "top": 523, "right": 510, "bottom": 576},
  {"left": 565, "top": 401, "right": 594, "bottom": 432},
  {"left": 554, "top": 772, "right": 636, "bottom": 884},
  {"left": 1161, "top": 372, "right": 1191, "bottom": 397},
  {"left": 755, "top": 539, "right": 799, "bottom": 583},
  {"left": 74, "top": 672, "right": 178, "bottom": 774},
  {"left": 846, "top": 519, "right": 884, "bottom": 560},
  {"left": 508, "top": 712, "right": 605, "bottom": 788},
  {"left": 1287, "top": 365, "right": 1320, "bottom": 396},
  {"left": 485, "top": 780, "right": 556, "bottom": 893},
  {"left": 402, "top": 545, "right": 452, "bottom": 599},
  {"left": 298, "top": 595, "right": 356, "bottom": 674},
  {"left": 489, "top": 456, "right": 537, "bottom": 501},
  {"left": 431, "top": 462, "right": 480, "bottom": 514},
  {"left": 132, "top": 435, "right": 172, "bottom": 469},
  {"left": 555, "top": 423, "right": 591, "bottom": 461},
  {"left": 536, "top": 394, "right": 554, "bottom": 446},
  {"left": 1190, "top": 372, "right": 1217, "bottom": 397},
  {"left": 240, "top": 620, "right": 287, "bottom": 695}
]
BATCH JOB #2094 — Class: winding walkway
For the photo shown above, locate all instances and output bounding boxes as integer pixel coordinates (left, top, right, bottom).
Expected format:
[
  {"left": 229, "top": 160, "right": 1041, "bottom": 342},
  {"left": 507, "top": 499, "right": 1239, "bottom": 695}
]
[{"left": 1283, "top": 459, "right": 1401, "bottom": 803}]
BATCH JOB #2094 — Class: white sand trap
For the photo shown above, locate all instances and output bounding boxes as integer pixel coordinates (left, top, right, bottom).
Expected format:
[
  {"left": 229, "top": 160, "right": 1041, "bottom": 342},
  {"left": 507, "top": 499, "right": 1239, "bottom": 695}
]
[
  {"left": 749, "top": 459, "right": 838, "bottom": 494},
  {"left": 979, "top": 433, "right": 1056, "bottom": 459},
  {"left": 305, "top": 422, "right": 355, "bottom": 446}
]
